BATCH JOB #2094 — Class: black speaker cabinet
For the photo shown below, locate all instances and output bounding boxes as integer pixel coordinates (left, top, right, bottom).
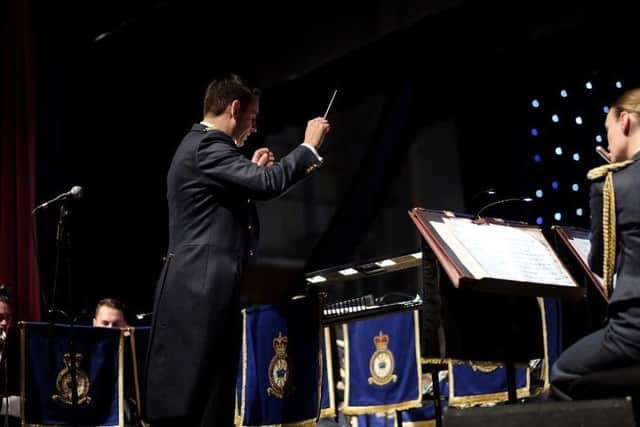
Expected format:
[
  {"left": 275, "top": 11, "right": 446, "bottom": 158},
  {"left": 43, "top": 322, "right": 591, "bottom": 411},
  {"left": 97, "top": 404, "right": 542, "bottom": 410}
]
[{"left": 443, "top": 398, "right": 636, "bottom": 427}]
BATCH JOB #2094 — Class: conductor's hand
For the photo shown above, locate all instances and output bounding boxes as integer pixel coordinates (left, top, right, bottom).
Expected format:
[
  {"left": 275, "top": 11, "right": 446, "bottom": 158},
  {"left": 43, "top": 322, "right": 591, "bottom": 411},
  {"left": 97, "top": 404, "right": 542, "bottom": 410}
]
[
  {"left": 303, "top": 117, "right": 331, "bottom": 150},
  {"left": 251, "top": 147, "right": 275, "bottom": 167}
]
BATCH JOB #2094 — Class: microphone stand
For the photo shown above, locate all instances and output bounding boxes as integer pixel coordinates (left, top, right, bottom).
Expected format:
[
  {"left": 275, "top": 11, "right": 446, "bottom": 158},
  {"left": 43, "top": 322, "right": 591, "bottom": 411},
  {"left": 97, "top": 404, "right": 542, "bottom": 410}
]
[
  {"left": 49, "top": 200, "right": 79, "bottom": 427},
  {"left": 475, "top": 197, "right": 533, "bottom": 220}
]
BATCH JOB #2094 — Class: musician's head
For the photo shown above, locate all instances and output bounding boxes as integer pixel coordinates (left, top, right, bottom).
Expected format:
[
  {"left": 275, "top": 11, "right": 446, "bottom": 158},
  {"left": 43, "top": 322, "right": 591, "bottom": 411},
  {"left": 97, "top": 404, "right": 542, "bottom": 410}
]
[
  {"left": 93, "top": 298, "right": 127, "bottom": 328},
  {"left": 0, "top": 296, "right": 12, "bottom": 332},
  {"left": 202, "top": 73, "right": 261, "bottom": 148},
  {"left": 606, "top": 88, "right": 640, "bottom": 162}
]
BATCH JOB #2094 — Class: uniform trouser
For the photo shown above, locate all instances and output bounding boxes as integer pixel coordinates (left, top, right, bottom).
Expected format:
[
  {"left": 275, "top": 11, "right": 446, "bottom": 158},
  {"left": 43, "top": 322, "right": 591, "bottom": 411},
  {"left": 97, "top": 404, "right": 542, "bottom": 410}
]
[
  {"left": 550, "top": 304, "right": 640, "bottom": 400},
  {"left": 150, "top": 337, "right": 239, "bottom": 427}
]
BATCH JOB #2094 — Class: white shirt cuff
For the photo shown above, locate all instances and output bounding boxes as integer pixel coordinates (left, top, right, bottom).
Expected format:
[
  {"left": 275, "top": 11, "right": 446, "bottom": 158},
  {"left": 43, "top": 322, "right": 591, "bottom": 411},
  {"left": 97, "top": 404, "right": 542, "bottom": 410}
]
[{"left": 301, "top": 143, "right": 323, "bottom": 162}]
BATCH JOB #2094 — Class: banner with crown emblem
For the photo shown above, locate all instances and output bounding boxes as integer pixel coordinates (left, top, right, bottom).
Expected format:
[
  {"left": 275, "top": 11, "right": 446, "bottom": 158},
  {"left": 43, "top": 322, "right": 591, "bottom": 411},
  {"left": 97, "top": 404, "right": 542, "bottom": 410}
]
[
  {"left": 447, "top": 359, "right": 529, "bottom": 406},
  {"left": 236, "top": 298, "right": 321, "bottom": 427},
  {"left": 20, "top": 322, "right": 124, "bottom": 426},
  {"left": 342, "top": 310, "right": 422, "bottom": 415},
  {"left": 320, "top": 327, "right": 336, "bottom": 419}
]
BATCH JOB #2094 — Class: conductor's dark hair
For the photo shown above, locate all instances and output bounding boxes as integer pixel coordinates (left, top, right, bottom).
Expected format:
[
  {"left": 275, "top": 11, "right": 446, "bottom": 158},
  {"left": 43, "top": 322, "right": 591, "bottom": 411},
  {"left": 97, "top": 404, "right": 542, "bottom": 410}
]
[{"left": 202, "top": 73, "right": 260, "bottom": 117}]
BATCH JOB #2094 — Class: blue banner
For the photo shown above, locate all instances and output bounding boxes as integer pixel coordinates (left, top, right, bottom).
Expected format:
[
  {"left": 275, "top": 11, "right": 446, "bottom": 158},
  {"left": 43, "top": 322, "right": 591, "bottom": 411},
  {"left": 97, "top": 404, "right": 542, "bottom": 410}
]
[
  {"left": 127, "top": 326, "right": 149, "bottom": 419},
  {"left": 20, "top": 322, "right": 124, "bottom": 426},
  {"left": 353, "top": 401, "right": 443, "bottom": 427},
  {"left": 236, "top": 298, "right": 321, "bottom": 426},
  {"left": 448, "top": 359, "right": 529, "bottom": 406},
  {"left": 342, "top": 310, "right": 422, "bottom": 414},
  {"left": 320, "top": 327, "right": 335, "bottom": 418}
]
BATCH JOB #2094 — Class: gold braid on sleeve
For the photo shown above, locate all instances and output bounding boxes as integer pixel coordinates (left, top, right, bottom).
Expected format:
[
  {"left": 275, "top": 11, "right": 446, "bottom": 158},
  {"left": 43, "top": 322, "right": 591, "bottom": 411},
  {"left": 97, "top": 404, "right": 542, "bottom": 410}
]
[{"left": 587, "top": 160, "right": 634, "bottom": 296}]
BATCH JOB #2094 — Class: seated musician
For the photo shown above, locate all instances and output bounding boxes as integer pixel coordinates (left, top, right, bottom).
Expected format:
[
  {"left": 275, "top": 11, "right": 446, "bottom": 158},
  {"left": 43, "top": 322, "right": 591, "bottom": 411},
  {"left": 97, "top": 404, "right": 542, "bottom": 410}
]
[
  {"left": 92, "top": 298, "right": 142, "bottom": 427},
  {"left": 0, "top": 294, "right": 20, "bottom": 426},
  {"left": 93, "top": 298, "right": 128, "bottom": 329},
  {"left": 551, "top": 88, "right": 640, "bottom": 399}
]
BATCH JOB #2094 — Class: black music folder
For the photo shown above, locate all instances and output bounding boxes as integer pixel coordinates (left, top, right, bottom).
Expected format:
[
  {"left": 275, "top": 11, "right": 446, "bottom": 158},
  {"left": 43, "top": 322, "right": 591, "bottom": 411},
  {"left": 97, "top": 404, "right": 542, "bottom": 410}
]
[{"left": 409, "top": 208, "right": 584, "bottom": 300}]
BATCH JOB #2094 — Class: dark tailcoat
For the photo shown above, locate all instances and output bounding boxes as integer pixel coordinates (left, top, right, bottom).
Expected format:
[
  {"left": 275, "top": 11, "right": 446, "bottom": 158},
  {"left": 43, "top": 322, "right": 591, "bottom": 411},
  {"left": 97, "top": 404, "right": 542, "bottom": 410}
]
[{"left": 144, "top": 124, "right": 320, "bottom": 421}]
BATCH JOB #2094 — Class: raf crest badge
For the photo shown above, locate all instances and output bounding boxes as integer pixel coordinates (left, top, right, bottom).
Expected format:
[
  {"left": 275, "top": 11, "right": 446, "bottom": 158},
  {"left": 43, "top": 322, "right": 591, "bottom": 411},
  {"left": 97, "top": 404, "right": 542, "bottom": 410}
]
[
  {"left": 52, "top": 353, "right": 92, "bottom": 405},
  {"left": 368, "top": 331, "right": 397, "bottom": 386},
  {"left": 267, "top": 332, "right": 294, "bottom": 398}
]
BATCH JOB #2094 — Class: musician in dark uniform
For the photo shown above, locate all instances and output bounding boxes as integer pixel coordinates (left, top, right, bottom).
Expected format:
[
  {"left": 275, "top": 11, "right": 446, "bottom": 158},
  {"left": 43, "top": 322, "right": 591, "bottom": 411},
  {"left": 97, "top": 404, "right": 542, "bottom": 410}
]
[
  {"left": 551, "top": 88, "right": 640, "bottom": 399},
  {"left": 144, "top": 73, "right": 330, "bottom": 426},
  {"left": 0, "top": 295, "right": 20, "bottom": 426}
]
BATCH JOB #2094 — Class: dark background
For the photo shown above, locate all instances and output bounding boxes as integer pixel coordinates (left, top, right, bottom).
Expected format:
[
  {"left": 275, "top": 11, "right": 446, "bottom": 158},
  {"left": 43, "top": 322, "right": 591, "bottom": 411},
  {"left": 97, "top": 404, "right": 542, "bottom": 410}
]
[{"left": 28, "top": 0, "right": 640, "bottom": 321}]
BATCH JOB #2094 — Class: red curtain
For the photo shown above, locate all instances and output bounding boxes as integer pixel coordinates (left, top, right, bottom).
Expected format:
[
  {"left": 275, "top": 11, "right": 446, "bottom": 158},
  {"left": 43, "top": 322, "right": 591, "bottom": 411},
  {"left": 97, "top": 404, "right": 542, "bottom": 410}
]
[{"left": 0, "top": 0, "right": 41, "bottom": 321}]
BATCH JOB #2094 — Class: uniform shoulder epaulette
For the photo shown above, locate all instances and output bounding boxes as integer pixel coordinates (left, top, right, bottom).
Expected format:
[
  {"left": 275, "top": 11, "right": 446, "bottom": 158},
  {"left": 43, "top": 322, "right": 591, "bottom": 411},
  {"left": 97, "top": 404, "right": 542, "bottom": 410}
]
[{"left": 587, "top": 160, "right": 634, "bottom": 180}]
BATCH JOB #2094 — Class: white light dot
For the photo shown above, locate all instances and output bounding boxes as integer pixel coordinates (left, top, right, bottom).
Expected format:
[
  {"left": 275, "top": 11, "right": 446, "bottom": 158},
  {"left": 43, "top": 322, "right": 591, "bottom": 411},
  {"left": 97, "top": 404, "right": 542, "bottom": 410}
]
[
  {"left": 560, "top": 89, "right": 568, "bottom": 98},
  {"left": 575, "top": 116, "right": 583, "bottom": 125},
  {"left": 573, "top": 153, "right": 580, "bottom": 161},
  {"left": 585, "top": 82, "right": 593, "bottom": 90},
  {"left": 616, "top": 81, "right": 623, "bottom": 89},
  {"left": 572, "top": 183, "right": 580, "bottom": 191},
  {"left": 535, "top": 189, "right": 543, "bottom": 198},
  {"left": 531, "top": 99, "right": 540, "bottom": 108},
  {"left": 552, "top": 114, "right": 560, "bottom": 123},
  {"left": 595, "top": 134, "right": 603, "bottom": 143},
  {"left": 555, "top": 147, "right": 563, "bottom": 155},
  {"left": 554, "top": 212, "right": 562, "bottom": 221},
  {"left": 604, "top": 106, "right": 610, "bottom": 113},
  {"left": 576, "top": 208, "right": 583, "bottom": 216}
]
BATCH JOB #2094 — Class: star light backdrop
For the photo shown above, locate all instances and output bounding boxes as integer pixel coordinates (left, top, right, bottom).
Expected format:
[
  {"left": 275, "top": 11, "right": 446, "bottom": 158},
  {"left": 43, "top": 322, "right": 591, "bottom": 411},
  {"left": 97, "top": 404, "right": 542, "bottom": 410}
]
[{"left": 513, "top": 69, "right": 640, "bottom": 229}]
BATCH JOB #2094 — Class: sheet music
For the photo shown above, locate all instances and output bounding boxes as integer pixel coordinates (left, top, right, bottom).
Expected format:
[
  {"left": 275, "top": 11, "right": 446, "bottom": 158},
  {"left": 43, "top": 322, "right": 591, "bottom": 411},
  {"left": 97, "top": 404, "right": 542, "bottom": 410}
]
[
  {"left": 431, "top": 218, "right": 576, "bottom": 286},
  {"left": 568, "top": 235, "right": 606, "bottom": 290},
  {"left": 568, "top": 236, "right": 591, "bottom": 265}
]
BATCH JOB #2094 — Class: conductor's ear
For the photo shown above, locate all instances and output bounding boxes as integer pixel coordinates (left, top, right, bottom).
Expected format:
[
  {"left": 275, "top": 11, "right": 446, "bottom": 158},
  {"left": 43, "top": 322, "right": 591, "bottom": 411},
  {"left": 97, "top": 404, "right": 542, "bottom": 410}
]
[{"left": 231, "top": 100, "right": 241, "bottom": 119}]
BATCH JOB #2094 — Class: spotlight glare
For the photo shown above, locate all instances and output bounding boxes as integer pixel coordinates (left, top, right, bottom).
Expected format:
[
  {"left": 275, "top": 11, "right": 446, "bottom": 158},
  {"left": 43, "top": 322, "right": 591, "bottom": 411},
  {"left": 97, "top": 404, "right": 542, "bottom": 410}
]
[
  {"left": 535, "top": 189, "right": 543, "bottom": 198},
  {"left": 585, "top": 81, "right": 593, "bottom": 90},
  {"left": 572, "top": 183, "right": 580, "bottom": 191},
  {"left": 603, "top": 106, "right": 609, "bottom": 113},
  {"left": 554, "top": 212, "right": 562, "bottom": 221},
  {"left": 573, "top": 153, "right": 580, "bottom": 161},
  {"left": 533, "top": 154, "right": 542, "bottom": 163},
  {"left": 531, "top": 128, "right": 539, "bottom": 136},
  {"left": 596, "top": 134, "right": 603, "bottom": 143},
  {"left": 576, "top": 208, "right": 584, "bottom": 216},
  {"left": 555, "top": 147, "right": 563, "bottom": 155},
  {"left": 536, "top": 217, "right": 544, "bottom": 225},
  {"left": 551, "top": 181, "right": 559, "bottom": 189},
  {"left": 575, "top": 116, "right": 583, "bottom": 125},
  {"left": 552, "top": 114, "right": 560, "bottom": 123},
  {"left": 616, "top": 81, "right": 623, "bottom": 89},
  {"left": 531, "top": 99, "right": 540, "bottom": 108},
  {"left": 560, "top": 89, "right": 568, "bottom": 98}
]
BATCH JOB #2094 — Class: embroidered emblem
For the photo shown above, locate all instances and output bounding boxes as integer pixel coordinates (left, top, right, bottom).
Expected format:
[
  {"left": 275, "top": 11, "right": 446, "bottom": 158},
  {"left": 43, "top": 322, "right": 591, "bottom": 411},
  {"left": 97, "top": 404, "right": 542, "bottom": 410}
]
[
  {"left": 469, "top": 361, "right": 500, "bottom": 373},
  {"left": 368, "top": 331, "right": 397, "bottom": 385},
  {"left": 267, "top": 332, "right": 294, "bottom": 398},
  {"left": 52, "top": 353, "right": 92, "bottom": 405}
]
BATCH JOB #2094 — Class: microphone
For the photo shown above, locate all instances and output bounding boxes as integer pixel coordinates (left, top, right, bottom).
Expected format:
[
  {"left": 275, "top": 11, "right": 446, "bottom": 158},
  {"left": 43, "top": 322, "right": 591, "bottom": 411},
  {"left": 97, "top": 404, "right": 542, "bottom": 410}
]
[
  {"left": 32, "top": 186, "right": 83, "bottom": 213},
  {"left": 596, "top": 145, "right": 612, "bottom": 163},
  {"left": 475, "top": 196, "right": 533, "bottom": 219}
]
